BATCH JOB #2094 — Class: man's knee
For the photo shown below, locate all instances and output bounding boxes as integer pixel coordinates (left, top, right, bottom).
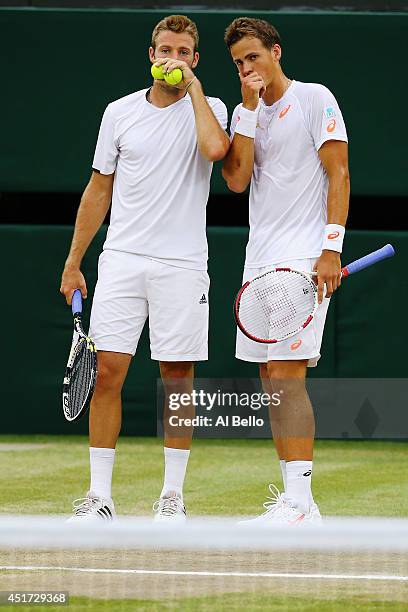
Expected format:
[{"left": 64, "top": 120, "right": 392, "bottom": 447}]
[
  {"left": 160, "top": 361, "right": 193, "bottom": 380},
  {"left": 95, "top": 352, "right": 131, "bottom": 393},
  {"left": 267, "top": 359, "right": 308, "bottom": 380}
]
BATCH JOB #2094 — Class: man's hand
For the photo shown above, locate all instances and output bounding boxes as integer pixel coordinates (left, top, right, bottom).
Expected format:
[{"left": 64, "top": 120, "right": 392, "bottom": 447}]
[
  {"left": 313, "top": 250, "right": 342, "bottom": 304},
  {"left": 60, "top": 264, "right": 87, "bottom": 305},
  {"left": 240, "top": 72, "right": 265, "bottom": 111},
  {"left": 153, "top": 58, "right": 195, "bottom": 89}
]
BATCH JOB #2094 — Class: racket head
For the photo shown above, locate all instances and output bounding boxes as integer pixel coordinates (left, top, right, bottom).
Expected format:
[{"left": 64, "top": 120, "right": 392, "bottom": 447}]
[
  {"left": 234, "top": 268, "right": 318, "bottom": 344},
  {"left": 62, "top": 319, "right": 98, "bottom": 422}
]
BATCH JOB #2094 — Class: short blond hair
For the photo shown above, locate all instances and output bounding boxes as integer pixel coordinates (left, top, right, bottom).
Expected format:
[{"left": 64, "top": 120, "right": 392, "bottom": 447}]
[{"left": 151, "top": 15, "right": 199, "bottom": 52}]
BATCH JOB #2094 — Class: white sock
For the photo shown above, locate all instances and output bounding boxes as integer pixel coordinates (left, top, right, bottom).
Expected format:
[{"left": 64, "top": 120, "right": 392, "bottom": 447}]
[
  {"left": 279, "top": 460, "right": 287, "bottom": 492},
  {"left": 285, "top": 460, "right": 313, "bottom": 514},
  {"left": 89, "top": 447, "right": 115, "bottom": 500},
  {"left": 160, "top": 447, "right": 190, "bottom": 500},
  {"left": 309, "top": 486, "right": 315, "bottom": 506}
]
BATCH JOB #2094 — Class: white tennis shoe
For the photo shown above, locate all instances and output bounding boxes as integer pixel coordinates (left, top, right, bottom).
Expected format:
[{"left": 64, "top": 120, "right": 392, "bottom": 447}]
[
  {"left": 67, "top": 491, "right": 116, "bottom": 522},
  {"left": 266, "top": 499, "right": 322, "bottom": 526},
  {"left": 238, "top": 484, "right": 285, "bottom": 526},
  {"left": 238, "top": 483, "right": 322, "bottom": 527},
  {"left": 153, "top": 492, "right": 186, "bottom": 523}
]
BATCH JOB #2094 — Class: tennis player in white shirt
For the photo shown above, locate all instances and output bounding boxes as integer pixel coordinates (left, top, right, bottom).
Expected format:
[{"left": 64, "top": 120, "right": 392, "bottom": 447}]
[
  {"left": 223, "top": 17, "right": 350, "bottom": 525},
  {"left": 60, "top": 14, "right": 229, "bottom": 523}
]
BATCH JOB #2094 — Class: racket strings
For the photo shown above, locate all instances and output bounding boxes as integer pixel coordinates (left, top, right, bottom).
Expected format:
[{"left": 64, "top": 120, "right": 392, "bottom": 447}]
[
  {"left": 66, "top": 340, "right": 97, "bottom": 419},
  {"left": 238, "top": 270, "right": 316, "bottom": 342},
  {"left": 253, "top": 279, "right": 298, "bottom": 327}
]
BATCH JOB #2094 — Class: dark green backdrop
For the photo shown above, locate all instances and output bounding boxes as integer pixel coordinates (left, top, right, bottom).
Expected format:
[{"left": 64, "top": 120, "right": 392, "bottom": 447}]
[
  {"left": 1, "top": 8, "right": 407, "bottom": 196},
  {"left": 1, "top": 226, "right": 404, "bottom": 435}
]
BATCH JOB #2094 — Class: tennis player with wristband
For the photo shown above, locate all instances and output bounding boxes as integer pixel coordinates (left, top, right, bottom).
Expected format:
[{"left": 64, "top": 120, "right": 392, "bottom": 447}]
[
  {"left": 223, "top": 18, "right": 350, "bottom": 525},
  {"left": 60, "top": 15, "right": 229, "bottom": 523}
]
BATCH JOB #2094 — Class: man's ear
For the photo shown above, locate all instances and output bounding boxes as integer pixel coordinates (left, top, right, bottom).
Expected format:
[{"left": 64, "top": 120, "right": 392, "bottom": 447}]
[
  {"left": 149, "top": 46, "right": 155, "bottom": 62},
  {"left": 192, "top": 51, "right": 200, "bottom": 69},
  {"left": 271, "top": 44, "right": 282, "bottom": 62}
]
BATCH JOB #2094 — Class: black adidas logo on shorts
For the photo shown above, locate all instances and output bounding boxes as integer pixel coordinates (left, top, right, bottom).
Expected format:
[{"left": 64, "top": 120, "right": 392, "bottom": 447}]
[{"left": 199, "top": 294, "right": 207, "bottom": 304}]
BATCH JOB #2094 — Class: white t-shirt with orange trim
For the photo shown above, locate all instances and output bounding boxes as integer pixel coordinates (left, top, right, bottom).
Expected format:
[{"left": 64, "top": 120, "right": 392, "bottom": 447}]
[
  {"left": 93, "top": 89, "right": 228, "bottom": 270},
  {"left": 230, "top": 80, "right": 348, "bottom": 267}
]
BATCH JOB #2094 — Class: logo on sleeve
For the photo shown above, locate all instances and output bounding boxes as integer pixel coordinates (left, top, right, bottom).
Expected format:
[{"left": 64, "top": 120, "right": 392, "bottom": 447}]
[
  {"left": 325, "top": 107, "right": 336, "bottom": 119},
  {"left": 199, "top": 294, "right": 207, "bottom": 304},
  {"left": 327, "top": 119, "right": 336, "bottom": 133},
  {"left": 279, "top": 104, "right": 291, "bottom": 119}
]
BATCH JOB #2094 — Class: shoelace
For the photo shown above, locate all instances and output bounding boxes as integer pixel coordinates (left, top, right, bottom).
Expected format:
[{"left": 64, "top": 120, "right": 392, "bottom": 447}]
[
  {"left": 261, "top": 483, "right": 285, "bottom": 515},
  {"left": 72, "top": 497, "right": 98, "bottom": 516},
  {"left": 261, "top": 485, "right": 306, "bottom": 524},
  {"left": 153, "top": 496, "right": 184, "bottom": 516}
]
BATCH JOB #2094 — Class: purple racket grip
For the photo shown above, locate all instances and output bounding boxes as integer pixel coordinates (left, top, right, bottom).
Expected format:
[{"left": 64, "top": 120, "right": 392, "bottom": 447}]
[
  {"left": 71, "top": 289, "right": 83, "bottom": 315},
  {"left": 342, "top": 244, "right": 395, "bottom": 277}
]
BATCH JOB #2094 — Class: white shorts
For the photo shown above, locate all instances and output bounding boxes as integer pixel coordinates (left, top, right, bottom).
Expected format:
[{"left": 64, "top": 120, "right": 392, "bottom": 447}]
[
  {"left": 89, "top": 250, "right": 210, "bottom": 361},
  {"left": 235, "top": 258, "right": 330, "bottom": 367}
]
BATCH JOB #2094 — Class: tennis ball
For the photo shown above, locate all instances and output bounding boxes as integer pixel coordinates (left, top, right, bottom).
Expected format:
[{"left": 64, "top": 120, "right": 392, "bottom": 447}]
[
  {"left": 164, "top": 68, "right": 183, "bottom": 86},
  {"left": 151, "top": 64, "right": 165, "bottom": 80}
]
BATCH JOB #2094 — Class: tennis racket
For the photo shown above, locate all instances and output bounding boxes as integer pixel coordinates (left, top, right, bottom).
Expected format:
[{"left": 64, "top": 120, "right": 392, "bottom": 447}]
[
  {"left": 62, "top": 289, "right": 98, "bottom": 422},
  {"left": 234, "top": 244, "right": 395, "bottom": 344}
]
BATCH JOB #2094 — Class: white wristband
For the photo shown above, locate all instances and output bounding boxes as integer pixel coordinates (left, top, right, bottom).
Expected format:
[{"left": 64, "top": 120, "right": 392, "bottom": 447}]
[
  {"left": 322, "top": 224, "right": 345, "bottom": 253},
  {"left": 234, "top": 105, "right": 259, "bottom": 139}
]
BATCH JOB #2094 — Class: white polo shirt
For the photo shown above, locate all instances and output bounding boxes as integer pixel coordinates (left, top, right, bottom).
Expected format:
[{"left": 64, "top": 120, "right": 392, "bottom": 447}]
[
  {"left": 230, "top": 80, "right": 348, "bottom": 267},
  {"left": 93, "top": 89, "right": 228, "bottom": 270}
]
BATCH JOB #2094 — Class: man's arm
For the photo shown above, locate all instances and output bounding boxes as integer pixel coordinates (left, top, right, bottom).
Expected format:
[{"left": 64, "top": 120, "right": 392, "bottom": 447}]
[
  {"left": 187, "top": 79, "right": 230, "bottom": 162},
  {"left": 222, "top": 72, "right": 265, "bottom": 192},
  {"left": 314, "top": 139, "right": 350, "bottom": 303},
  {"left": 222, "top": 132, "right": 255, "bottom": 193},
  {"left": 60, "top": 171, "right": 114, "bottom": 304}
]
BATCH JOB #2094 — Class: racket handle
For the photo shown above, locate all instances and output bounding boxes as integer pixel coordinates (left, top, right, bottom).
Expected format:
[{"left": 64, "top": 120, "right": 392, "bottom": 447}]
[
  {"left": 71, "top": 289, "right": 83, "bottom": 315},
  {"left": 342, "top": 244, "right": 395, "bottom": 277}
]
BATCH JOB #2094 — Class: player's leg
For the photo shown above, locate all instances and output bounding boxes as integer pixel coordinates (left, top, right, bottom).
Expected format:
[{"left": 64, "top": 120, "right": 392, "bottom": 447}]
[
  {"left": 87, "top": 350, "right": 132, "bottom": 508},
  {"left": 259, "top": 363, "right": 287, "bottom": 491},
  {"left": 89, "top": 351, "right": 132, "bottom": 449},
  {"left": 267, "top": 359, "right": 312, "bottom": 460},
  {"left": 68, "top": 352, "right": 131, "bottom": 523},
  {"left": 148, "top": 260, "right": 209, "bottom": 522},
  {"left": 68, "top": 251, "right": 148, "bottom": 522},
  {"left": 267, "top": 358, "right": 315, "bottom": 509},
  {"left": 160, "top": 360, "right": 194, "bottom": 453},
  {"left": 240, "top": 359, "right": 319, "bottom": 526},
  {"left": 154, "top": 361, "right": 194, "bottom": 521}
]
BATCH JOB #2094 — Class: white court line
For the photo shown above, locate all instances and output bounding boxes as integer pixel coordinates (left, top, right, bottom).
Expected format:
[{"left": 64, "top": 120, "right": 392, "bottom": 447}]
[{"left": 1, "top": 566, "right": 407, "bottom": 582}]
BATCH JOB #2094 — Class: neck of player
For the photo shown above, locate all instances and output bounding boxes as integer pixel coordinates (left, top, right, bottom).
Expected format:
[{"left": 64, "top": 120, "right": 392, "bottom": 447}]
[
  {"left": 262, "top": 72, "right": 292, "bottom": 106},
  {"left": 149, "top": 81, "right": 187, "bottom": 108}
]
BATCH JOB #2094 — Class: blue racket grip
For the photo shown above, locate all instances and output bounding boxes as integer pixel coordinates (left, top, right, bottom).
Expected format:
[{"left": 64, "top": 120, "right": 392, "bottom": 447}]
[
  {"left": 342, "top": 244, "right": 395, "bottom": 277},
  {"left": 71, "top": 289, "right": 83, "bottom": 315}
]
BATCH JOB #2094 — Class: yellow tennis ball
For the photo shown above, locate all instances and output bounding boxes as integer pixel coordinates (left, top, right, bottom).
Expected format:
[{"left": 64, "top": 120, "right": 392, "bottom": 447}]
[
  {"left": 164, "top": 68, "right": 183, "bottom": 86},
  {"left": 151, "top": 64, "right": 165, "bottom": 80}
]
